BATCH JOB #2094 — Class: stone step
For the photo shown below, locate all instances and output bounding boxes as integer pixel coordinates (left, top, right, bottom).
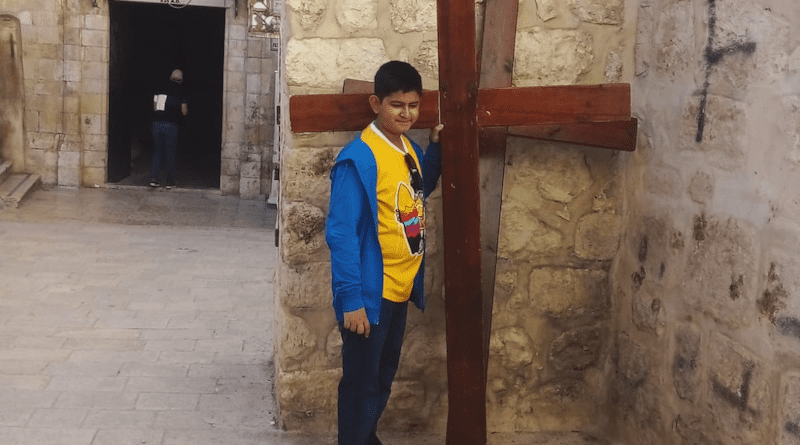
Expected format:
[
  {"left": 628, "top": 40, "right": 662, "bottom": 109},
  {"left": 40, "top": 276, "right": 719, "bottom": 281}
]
[
  {"left": 0, "top": 159, "right": 12, "bottom": 184},
  {"left": 0, "top": 173, "right": 40, "bottom": 208}
]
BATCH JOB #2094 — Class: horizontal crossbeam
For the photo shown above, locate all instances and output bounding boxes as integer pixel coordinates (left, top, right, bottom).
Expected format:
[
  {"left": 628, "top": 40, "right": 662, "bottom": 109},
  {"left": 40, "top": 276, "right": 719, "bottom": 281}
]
[
  {"left": 289, "top": 84, "right": 631, "bottom": 133},
  {"left": 508, "top": 118, "right": 638, "bottom": 152}
]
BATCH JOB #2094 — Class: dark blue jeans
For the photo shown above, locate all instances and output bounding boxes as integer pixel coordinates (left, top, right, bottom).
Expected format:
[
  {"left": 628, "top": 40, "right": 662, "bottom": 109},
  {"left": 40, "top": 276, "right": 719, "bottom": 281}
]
[
  {"left": 338, "top": 299, "right": 408, "bottom": 445},
  {"left": 150, "top": 121, "right": 178, "bottom": 184}
]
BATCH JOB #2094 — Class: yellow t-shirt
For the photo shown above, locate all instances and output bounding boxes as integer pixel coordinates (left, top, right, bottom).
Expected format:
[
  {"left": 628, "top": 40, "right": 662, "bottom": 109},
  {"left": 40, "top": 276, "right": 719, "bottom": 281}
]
[{"left": 362, "top": 123, "right": 425, "bottom": 303}]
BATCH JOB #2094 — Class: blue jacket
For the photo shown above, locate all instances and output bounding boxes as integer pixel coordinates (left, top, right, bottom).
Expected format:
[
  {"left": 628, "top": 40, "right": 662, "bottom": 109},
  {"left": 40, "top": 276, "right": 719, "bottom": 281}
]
[{"left": 325, "top": 133, "right": 441, "bottom": 325}]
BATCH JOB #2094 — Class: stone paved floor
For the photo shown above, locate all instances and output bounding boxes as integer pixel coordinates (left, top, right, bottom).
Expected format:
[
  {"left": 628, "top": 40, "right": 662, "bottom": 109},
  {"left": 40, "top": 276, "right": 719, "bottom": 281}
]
[{"left": 0, "top": 186, "right": 617, "bottom": 445}]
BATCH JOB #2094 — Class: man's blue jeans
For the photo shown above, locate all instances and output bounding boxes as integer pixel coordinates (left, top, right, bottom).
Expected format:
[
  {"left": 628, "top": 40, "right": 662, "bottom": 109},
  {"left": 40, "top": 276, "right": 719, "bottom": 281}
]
[
  {"left": 150, "top": 121, "right": 178, "bottom": 184},
  {"left": 338, "top": 299, "right": 408, "bottom": 445}
]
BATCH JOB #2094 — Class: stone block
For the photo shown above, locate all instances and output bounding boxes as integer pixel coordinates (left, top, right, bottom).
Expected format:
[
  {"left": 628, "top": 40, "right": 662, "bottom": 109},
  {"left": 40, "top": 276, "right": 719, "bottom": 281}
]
[
  {"left": 612, "top": 333, "right": 664, "bottom": 445},
  {"left": 497, "top": 210, "right": 562, "bottom": 258},
  {"left": 240, "top": 159, "right": 260, "bottom": 179},
  {"left": 335, "top": 0, "right": 377, "bottom": 32},
  {"left": 536, "top": 0, "right": 558, "bottom": 21},
  {"left": 281, "top": 202, "right": 328, "bottom": 266},
  {"left": 286, "top": 38, "right": 388, "bottom": 90},
  {"left": 81, "top": 113, "right": 104, "bottom": 135},
  {"left": 631, "top": 282, "right": 663, "bottom": 334},
  {"left": 707, "top": 333, "right": 772, "bottom": 444},
  {"left": 221, "top": 157, "right": 240, "bottom": 176},
  {"left": 282, "top": 145, "right": 337, "bottom": 209},
  {"left": 685, "top": 216, "right": 758, "bottom": 329},
  {"left": 247, "top": 39, "right": 263, "bottom": 58},
  {"left": 680, "top": 95, "right": 746, "bottom": 171},
  {"left": 287, "top": 0, "right": 328, "bottom": 31},
  {"left": 604, "top": 49, "right": 623, "bottom": 83},
  {"left": 514, "top": 27, "right": 593, "bottom": 87},
  {"left": 57, "top": 151, "right": 80, "bottom": 187},
  {"left": 411, "top": 40, "right": 438, "bottom": 80},
  {"left": 37, "top": 26, "right": 60, "bottom": 45},
  {"left": 81, "top": 29, "right": 107, "bottom": 47},
  {"left": 386, "top": 380, "right": 424, "bottom": 411},
  {"left": 63, "top": 58, "right": 80, "bottom": 80},
  {"left": 672, "top": 323, "right": 700, "bottom": 401},
  {"left": 239, "top": 176, "right": 260, "bottom": 198},
  {"left": 688, "top": 170, "right": 714, "bottom": 204},
  {"left": 279, "top": 262, "right": 332, "bottom": 310},
  {"left": 220, "top": 174, "right": 239, "bottom": 194},
  {"left": 574, "top": 212, "right": 621, "bottom": 260},
  {"left": 390, "top": 0, "right": 436, "bottom": 33},
  {"left": 82, "top": 61, "right": 107, "bottom": 80},
  {"left": 278, "top": 368, "right": 340, "bottom": 413},
  {"left": 230, "top": 25, "right": 247, "bottom": 41},
  {"left": 83, "top": 149, "right": 106, "bottom": 168},
  {"left": 398, "top": 326, "right": 444, "bottom": 378},
  {"left": 490, "top": 327, "right": 534, "bottom": 371},
  {"left": 278, "top": 314, "right": 317, "bottom": 363},
  {"left": 226, "top": 70, "right": 246, "bottom": 93},
  {"left": 549, "top": 326, "right": 603, "bottom": 371},
  {"left": 505, "top": 138, "right": 593, "bottom": 204},
  {"left": 85, "top": 14, "right": 109, "bottom": 31},
  {"left": 82, "top": 166, "right": 105, "bottom": 187},
  {"left": 569, "top": 0, "right": 624, "bottom": 25},
  {"left": 246, "top": 73, "right": 262, "bottom": 94},
  {"left": 528, "top": 267, "right": 608, "bottom": 318}
]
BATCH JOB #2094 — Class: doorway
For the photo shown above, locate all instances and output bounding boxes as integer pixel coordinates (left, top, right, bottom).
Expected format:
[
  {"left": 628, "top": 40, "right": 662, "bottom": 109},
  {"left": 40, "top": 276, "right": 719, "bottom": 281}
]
[{"left": 108, "top": 2, "right": 225, "bottom": 188}]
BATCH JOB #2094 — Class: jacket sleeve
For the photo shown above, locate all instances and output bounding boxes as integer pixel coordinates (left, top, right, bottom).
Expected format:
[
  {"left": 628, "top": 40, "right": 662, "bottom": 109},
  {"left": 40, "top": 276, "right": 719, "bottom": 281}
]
[
  {"left": 422, "top": 141, "right": 442, "bottom": 199},
  {"left": 325, "top": 160, "right": 367, "bottom": 314}
]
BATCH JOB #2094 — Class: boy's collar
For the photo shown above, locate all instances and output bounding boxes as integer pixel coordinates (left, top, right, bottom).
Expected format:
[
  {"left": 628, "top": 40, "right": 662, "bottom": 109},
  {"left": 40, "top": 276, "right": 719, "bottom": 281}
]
[{"left": 369, "top": 122, "right": 409, "bottom": 155}]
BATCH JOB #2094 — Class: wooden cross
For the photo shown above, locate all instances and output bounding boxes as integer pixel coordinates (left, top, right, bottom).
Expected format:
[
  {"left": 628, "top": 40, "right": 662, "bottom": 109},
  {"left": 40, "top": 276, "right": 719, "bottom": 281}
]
[{"left": 289, "top": 0, "right": 636, "bottom": 442}]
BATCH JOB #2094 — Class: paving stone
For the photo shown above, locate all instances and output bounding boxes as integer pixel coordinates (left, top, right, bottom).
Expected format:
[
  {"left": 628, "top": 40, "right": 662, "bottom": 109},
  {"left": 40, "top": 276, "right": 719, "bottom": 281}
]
[
  {"left": 136, "top": 392, "right": 200, "bottom": 411},
  {"left": 91, "top": 428, "right": 164, "bottom": 445},
  {"left": 82, "top": 409, "right": 156, "bottom": 429},
  {"left": 0, "top": 427, "right": 97, "bottom": 445},
  {"left": 54, "top": 391, "right": 138, "bottom": 410},
  {"left": 27, "top": 408, "right": 88, "bottom": 428}
]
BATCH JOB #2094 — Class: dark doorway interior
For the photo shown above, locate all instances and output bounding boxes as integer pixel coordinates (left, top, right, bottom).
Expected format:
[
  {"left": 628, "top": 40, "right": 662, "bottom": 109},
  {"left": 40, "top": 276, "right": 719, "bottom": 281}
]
[{"left": 108, "top": 2, "right": 225, "bottom": 188}]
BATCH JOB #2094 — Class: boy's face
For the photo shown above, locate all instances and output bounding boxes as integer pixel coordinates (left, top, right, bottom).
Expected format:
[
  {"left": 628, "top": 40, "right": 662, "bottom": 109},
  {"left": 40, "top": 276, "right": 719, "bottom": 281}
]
[{"left": 369, "top": 90, "right": 421, "bottom": 141}]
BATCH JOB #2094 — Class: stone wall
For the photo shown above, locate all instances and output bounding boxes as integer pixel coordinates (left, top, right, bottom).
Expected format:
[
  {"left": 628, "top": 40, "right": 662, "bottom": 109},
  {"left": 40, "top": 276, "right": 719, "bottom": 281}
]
[
  {"left": 278, "top": 0, "right": 636, "bottom": 436},
  {"left": 0, "top": 0, "right": 276, "bottom": 195},
  {"left": 613, "top": 0, "right": 800, "bottom": 444}
]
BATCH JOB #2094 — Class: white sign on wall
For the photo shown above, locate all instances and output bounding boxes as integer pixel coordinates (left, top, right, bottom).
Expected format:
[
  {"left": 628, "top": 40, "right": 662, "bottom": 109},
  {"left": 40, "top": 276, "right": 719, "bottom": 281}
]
[{"left": 115, "top": 0, "right": 230, "bottom": 8}]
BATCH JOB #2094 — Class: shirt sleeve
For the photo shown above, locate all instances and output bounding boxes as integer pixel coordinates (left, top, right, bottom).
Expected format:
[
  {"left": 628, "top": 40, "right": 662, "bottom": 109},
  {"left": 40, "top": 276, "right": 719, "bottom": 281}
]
[
  {"left": 325, "top": 160, "right": 366, "bottom": 313},
  {"left": 422, "top": 141, "right": 442, "bottom": 198}
]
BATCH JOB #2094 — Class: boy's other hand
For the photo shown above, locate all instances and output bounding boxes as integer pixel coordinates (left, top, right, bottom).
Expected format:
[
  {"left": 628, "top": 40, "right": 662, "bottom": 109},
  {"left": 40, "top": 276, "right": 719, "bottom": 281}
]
[
  {"left": 343, "top": 308, "right": 370, "bottom": 338},
  {"left": 430, "top": 124, "right": 444, "bottom": 143}
]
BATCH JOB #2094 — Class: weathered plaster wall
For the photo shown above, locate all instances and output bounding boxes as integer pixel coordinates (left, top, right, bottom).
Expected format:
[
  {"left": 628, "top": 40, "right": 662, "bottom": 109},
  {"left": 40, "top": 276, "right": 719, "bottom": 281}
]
[
  {"left": 614, "top": 0, "right": 800, "bottom": 444},
  {"left": 278, "top": 0, "right": 636, "bottom": 436},
  {"left": 0, "top": 0, "right": 276, "bottom": 195}
]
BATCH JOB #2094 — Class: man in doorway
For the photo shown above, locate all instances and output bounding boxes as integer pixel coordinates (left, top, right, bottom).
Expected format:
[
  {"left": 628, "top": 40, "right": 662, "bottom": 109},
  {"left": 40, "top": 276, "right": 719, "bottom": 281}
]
[{"left": 150, "top": 68, "right": 188, "bottom": 189}]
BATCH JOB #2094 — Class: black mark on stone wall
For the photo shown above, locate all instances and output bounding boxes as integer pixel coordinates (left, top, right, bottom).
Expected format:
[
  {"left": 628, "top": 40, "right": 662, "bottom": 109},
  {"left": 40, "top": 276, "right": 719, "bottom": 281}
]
[
  {"left": 659, "top": 262, "right": 666, "bottom": 279},
  {"left": 638, "top": 236, "right": 648, "bottom": 262},
  {"left": 729, "top": 274, "right": 744, "bottom": 301},
  {"left": 786, "top": 420, "right": 800, "bottom": 438},
  {"left": 632, "top": 266, "right": 646, "bottom": 289},
  {"left": 776, "top": 317, "right": 800, "bottom": 340},
  {"left": 696, "top": 0, "right": 757, "bottom": 142},
  {"left": 758, "top": 263, "right": 787, "bottom": 323},
  {"left": 711, "top": 361, "right": 759, "bottom": 418},
  {"left": 693, "top": 214, "right": 707, "bottom": 242}
]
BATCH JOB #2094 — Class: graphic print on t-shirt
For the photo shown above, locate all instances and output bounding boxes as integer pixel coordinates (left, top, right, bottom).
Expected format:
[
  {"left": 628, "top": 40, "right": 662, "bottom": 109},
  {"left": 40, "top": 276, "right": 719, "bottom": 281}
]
[{"left": 395, "top": 182, "right": 424, "bottom": 255}]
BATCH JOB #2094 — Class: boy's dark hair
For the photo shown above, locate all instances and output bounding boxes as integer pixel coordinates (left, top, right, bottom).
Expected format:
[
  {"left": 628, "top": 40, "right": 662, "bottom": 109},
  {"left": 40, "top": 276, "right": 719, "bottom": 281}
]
[{"left": 374, "top": 61, "right": 422, "bottom": 102}]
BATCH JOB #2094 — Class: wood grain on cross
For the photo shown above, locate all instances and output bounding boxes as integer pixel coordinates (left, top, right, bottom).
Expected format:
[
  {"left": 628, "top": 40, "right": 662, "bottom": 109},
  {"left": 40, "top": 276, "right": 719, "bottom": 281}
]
[{"left": 289, "top": 0, "right": 636, "bottom": 443}]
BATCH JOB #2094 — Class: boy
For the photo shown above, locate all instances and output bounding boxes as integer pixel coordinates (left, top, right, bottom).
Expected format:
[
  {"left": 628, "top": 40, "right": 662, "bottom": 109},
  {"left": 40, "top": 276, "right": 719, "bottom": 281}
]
[{"left": 325, "top": 61, "right": 443, "bottom": 445}]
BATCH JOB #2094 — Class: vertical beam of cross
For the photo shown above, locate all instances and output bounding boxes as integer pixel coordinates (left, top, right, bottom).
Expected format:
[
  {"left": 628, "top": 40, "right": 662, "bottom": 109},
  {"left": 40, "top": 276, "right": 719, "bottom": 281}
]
[
  {"left": 476, "top": 0, "right": 519, "bottom": 378},
  {"left": 436, "top": 0, "right": 486, "bottom": 442}
]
